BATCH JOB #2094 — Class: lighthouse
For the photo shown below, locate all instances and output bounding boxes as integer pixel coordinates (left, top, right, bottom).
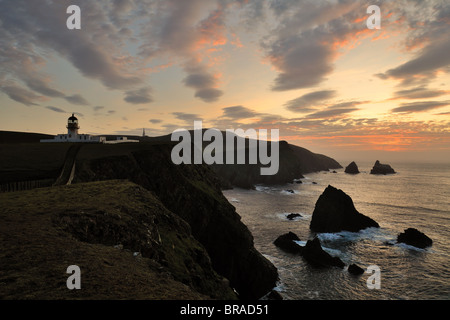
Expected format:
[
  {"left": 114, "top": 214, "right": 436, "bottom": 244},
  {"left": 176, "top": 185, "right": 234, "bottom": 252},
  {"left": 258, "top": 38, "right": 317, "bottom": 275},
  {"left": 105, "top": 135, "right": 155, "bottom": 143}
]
[
  {"left": 40, "top": 113, "right": 138, "bottom": 144},
  {"left": 40, "top": 113, "right": 105, "bottom": 143},
  {"left": 67, "top": 113, "right": 80, "bottom": 138}
]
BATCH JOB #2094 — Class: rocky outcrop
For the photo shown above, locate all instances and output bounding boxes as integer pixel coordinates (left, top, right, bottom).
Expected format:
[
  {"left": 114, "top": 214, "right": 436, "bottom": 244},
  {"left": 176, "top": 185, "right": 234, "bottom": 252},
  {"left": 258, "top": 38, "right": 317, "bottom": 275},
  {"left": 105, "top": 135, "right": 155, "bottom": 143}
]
[
  {"left": 301, "top": 237, "right": 345, "bottom": 268},
  {"left": 344, "top": 161, "right": 360, "bottom": 174},
  {"left": 273, "top": 234, "right": 344, "bottom": 268},
  {"left": 273, "top": 232, "right": 303, "bottom": 254},
  {"left": 310, "top": 185, "right": 379, "bottom": 233},
  {"left": 73, "top": 143, "right": 278, "bottom": 299},
  {"left": 397, "top": 228, "right": 432, "bottom": 249},
  {"left": 348, "top": 264, "right": 365, "bottom": 275},
  {"left": 286, "top": 213, "right": 302, "bottom": 220},
  {"left": 370, "top": 160, "right": 396, "bottom": 175}
]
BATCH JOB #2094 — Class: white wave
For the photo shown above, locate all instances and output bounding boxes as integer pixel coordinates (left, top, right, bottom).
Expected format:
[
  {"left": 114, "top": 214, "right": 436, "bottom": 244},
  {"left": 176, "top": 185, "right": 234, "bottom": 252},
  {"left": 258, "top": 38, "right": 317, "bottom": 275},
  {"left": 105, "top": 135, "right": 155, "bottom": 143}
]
[
  {"left": 255, "top": 185, "right": 280, "bottom": 193},
  {"left": 293, "top": 240, "right": 307, "bottom": 246},
  {"left": 280, "top": 189, "right": 298, "bottom": 195},
  {"left": 229, "top": 198, "right": 239, "bottom": 202},
  {"left": 317, "top": 233, "right": 344, "bottom": 241},
  {"left": 395, "top": 243, "right": 430, "bottom": 252},
  {"left": 322, "top": 246, "right": 344, "bottom": 257},
  {"left": 317, "top": 227, "right": 395, "bottom": 243}
]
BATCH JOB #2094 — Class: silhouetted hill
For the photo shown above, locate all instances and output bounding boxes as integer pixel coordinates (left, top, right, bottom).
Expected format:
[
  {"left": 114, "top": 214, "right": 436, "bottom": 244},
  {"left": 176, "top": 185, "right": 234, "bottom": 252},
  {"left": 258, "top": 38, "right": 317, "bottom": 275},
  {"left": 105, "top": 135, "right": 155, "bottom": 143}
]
[
  {"left": 0, "top": 131, "right": 53, "bottom": 144},
  {"left": 143, "top": 129, "right": 342, "bottom": 188}
]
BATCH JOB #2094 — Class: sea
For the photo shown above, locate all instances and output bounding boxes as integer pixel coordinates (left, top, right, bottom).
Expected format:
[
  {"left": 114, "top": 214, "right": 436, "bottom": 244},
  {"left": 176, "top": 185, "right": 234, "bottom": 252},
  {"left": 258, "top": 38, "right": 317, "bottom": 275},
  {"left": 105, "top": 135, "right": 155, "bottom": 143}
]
[{"left": 223, "top": 161, "right": 450, "bottom": 300}]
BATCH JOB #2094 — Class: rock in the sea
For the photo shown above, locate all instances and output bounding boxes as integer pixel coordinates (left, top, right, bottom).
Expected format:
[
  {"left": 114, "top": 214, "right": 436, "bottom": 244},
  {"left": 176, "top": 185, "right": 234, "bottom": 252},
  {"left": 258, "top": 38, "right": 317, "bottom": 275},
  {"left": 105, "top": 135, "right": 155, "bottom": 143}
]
[
  {"left": 286, "top": 213, "right": 302, "bottom": 220},
  {"left": 285, "top": 189, "right": 295, "bottom": 194},
  {"left": 344, "top": 161, "right": 360, "bottom": 174},
  {"left": 273, "top": 232, "right": 303, "bottom": 254},
  {"left": 348, "top": 264, "right": 365, "bottom": 275},
  {"left": 301, "top": 237, "right": 344, "bottom": 268},
  {"left": 310, "top": 185, "right": 379, "bottom": 233},
  {"left": 370, "top": 160, "right": 396, "bottom": 175},
  {"left": 397, "top": 228, "right": 432, "bottom": 249}
]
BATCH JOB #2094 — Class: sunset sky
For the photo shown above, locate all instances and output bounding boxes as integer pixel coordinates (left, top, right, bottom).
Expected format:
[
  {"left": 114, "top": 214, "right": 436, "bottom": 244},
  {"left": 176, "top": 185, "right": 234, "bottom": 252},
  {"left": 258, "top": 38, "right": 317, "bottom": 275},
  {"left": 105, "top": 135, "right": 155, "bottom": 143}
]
[{"left": 1, "top": 0, "right": 449, "bottom": 162}]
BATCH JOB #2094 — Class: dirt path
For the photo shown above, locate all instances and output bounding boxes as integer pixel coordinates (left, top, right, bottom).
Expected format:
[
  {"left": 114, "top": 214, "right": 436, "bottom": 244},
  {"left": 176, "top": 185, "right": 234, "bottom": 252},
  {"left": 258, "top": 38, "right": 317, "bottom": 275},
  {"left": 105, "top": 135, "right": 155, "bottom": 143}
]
[{"left": 53, "top": 144, "right": 82, "bottom": 186}]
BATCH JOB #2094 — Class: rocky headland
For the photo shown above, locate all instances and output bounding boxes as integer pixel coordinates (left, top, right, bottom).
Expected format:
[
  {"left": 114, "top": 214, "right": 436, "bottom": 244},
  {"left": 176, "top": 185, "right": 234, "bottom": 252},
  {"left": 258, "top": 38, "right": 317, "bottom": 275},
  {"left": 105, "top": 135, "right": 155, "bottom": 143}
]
[{"left": 0, "top": 139, "right": 281, "bottom": 299}]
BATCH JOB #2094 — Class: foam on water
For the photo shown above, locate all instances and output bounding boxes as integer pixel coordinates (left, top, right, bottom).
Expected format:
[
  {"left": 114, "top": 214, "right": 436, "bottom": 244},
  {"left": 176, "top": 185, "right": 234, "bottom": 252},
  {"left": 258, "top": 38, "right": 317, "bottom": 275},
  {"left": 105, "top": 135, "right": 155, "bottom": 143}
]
[
  {"left": 293, "top": 240, "right": 307, "bottom": 247},
  {"left": 317, "top": 227, "right": 396, "bottom": 244}
]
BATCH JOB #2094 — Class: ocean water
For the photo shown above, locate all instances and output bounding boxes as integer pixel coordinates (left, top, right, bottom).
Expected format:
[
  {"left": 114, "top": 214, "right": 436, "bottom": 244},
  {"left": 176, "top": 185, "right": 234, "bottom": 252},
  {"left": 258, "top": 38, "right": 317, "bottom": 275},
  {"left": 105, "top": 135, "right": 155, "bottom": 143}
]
[{"left": 223, "top": 162, "right": 450, "bottom": 300}]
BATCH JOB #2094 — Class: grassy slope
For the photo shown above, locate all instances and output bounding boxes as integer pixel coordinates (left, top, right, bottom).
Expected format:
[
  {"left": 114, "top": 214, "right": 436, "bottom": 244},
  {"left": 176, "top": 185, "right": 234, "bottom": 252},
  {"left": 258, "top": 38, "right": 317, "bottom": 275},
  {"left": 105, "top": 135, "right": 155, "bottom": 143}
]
[
  {"left": 0, "top": 143, "right": 71, "bottom": 183},
  {"left": 0, "top": 180, "right": 235, "bottom": 299}
]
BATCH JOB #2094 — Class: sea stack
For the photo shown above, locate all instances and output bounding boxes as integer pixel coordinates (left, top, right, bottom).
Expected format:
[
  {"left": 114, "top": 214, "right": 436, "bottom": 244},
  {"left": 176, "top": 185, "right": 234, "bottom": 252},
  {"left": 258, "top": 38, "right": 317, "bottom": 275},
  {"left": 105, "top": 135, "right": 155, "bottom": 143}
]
[
  {"left": 397, "top": 228, "right": 432, "bottom": 249},
  {"left": 370, "top": 160, "right": 396, "bottom": 175},
  {"left": 344, "top": 161, "right": 360, "bottom": 174},
  {"left": 273, "top": 232, "right": 303, "bottom": 254},
  {"left": 310, "top": 185, "right": 379, "bottom": 233},
  {"left": 301, "top": 237, "right": 344, "bottom": 268}
]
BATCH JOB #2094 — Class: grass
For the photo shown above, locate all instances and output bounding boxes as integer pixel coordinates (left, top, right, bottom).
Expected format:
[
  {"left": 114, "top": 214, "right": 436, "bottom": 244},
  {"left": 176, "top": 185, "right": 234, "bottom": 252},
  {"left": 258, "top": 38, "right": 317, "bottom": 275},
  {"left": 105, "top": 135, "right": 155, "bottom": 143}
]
[{"left": 0, "top": 180, "right": 235, "bottom": 299}]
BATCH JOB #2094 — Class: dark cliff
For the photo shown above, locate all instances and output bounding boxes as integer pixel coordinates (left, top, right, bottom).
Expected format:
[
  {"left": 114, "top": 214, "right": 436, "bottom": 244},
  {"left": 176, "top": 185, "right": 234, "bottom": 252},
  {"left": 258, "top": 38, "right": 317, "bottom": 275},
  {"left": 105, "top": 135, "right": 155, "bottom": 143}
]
[
  {"left": 142, "top": 130, "right": 341, "bottom": 189},
  {"left": 212, "top": 140, "right": 342, "bottom": 189},
  {"left": 0, "top": 180, "right": 234, "bottom": 299},
  {"left": 72, "top": 142, "right": 278, "bottom": 299}
]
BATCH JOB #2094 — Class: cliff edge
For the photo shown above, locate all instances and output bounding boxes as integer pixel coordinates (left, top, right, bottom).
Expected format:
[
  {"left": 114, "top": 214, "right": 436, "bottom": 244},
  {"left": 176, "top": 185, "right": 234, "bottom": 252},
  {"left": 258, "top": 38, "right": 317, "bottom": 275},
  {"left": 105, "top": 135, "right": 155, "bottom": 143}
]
[{"left": 73, "top": 142, "right": 278, "bottom": 299}]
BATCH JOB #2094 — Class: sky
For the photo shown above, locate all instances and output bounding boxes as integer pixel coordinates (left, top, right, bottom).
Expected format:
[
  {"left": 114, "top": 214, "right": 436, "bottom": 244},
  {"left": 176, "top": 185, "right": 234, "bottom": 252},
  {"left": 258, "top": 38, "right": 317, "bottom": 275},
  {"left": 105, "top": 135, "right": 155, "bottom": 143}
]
[{"left": 1, "top": 0, "right": 449, "bottom": 163}]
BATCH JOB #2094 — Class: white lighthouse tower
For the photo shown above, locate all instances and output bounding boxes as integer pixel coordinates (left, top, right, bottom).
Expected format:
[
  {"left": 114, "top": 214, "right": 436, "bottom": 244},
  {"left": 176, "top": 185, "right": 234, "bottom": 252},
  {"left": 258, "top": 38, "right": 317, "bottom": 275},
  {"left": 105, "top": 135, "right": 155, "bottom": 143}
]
[{"left": 67, "top": 113, "right": 80, "bottom": 138}]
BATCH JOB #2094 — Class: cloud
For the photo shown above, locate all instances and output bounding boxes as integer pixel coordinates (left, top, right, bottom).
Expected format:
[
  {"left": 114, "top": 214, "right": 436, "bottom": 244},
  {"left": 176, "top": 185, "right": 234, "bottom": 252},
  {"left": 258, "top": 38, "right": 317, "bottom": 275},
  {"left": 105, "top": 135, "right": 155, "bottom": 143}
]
[
  {"left": 194, "top": 88, "right": 223, "bottom": 103},
  {"left": 124, "top": 87, "right": 153, "bottom": 104},
  {"left": 182, "top": 65, "right": 223, "bottom": 103},
  {"left": 0, "top": 0, "right": 145, "bottom": 106},
  {"left": 221, "top": 106, "right": 259, "bottom": 119},
  {"left": 136, "top": 0, "right": 232, "bottom": 102},
  {"left": 376, "top": 3, "right": 450, "bottom": 86},
  {"left": 0, "top": 84, "right": 42, "bottom": 106},
  {"left": 149, "top": 119, "right": 163, "bottom": 124},
  {"left": 306, "top": 107, "right": 359, "bottom": 119},
  {"left": 391, "top": 101, "right": 450, "bottom": 113},
  {"left": 46, "top": 106, "right": 66, "bottom": 113},
  {"left": 93, "top": 106, "right": 105, "bottom": 112},
  {"left": 24, "top": 77, "right": 65, "bottom": 98},
  {"left": 376, "top": 39, "right": 450, "bottom": 86},
  {"left": 262, "top": 1, "right": 367, "bottom": 91},
  {"left": 172, "top": 112, "right": 203, "bottom": 123},
  {"left": 64, "top": 94, "right": 90, "bottom": 106},
  {"left": 285, "top": 90, "right": 337, "bottom": 113},
  {"left": 391, "top": 86, "right": 449, "bottom": 100}
]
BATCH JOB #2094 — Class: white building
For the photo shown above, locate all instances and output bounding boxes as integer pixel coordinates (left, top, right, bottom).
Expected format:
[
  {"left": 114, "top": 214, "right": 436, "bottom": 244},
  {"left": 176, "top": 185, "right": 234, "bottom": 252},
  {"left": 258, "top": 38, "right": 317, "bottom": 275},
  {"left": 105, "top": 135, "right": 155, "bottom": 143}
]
[{"left": 40, "top": 113, "right": 138, "bottom": 144}]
